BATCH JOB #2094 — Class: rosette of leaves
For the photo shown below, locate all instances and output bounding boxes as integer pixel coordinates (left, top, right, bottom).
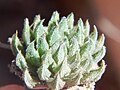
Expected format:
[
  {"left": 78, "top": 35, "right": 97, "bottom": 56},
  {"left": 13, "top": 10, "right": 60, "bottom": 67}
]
[{"left": 9, "top": 11, "right": 106, "bottom": 90}]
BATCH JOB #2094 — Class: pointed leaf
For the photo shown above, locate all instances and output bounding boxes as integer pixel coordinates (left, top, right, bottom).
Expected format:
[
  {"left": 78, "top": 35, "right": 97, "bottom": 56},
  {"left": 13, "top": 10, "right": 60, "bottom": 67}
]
[
  {"left": 24, "top": 69, "right": 40, "bottom": 89},
  {"left": 25, "top": 41, "right": 40, "bottom": 67},
  {"left": 11, "top": 31, "right": 24, "bottom": 55},
  {"left": 59, "top": 17, "right": 68, "bottom": 35},
  {"left": 93, "top": 46, "right": 106, "bottom": 63},
  {"left": 80, "top": 41, "right": 89, "bottom": 56},
  {"left": 94, "top": 34, "right": 105, "bottom": 53},
  {"left": 90, "top": 25, "right": 98, "bottom": 42},
  {"left": 60, "top": 57, "right": 71, "bottom": 78},
  {"left": 65, "top": 70, "right": 83, "bottom": 87},
  {"left": 22, "top": 18, "right": 31, "bottom": 46},
  {"left": 69, "top": 37, "right": 79, "bottom": 57},
  {"left": 49, "top": 27, "right": 61, "bottom": 46},
  {"left": 88, "top": 38, "right": 96, "bottom": 53},
  {"left": 84, "top": 20, "right": 90, "bottom": 37},
  {"left": 37, "top": 64, "right": 51, "bottom": 81},
  {"left": 48, "top": 74, "right": 65, "bottom": 90},
  {"left": 77, "top": 18, "right": 85, "bottom": 46},
  {"left": 69, "top": 51, "right": 81, "bottom": 70},
  {"left": 51, "top": 41, "right": 60, "bottom": 55},
  {"left": 48, "top": 11, "right": 59, "bottom": 25},
  {"left": 16, "top": 50, "right": 28, "bottom": 70},
  {"left": 42, "top": 49, "right": 56, "bottom": 68},
  {"left": 80, "top": 59, "right": 90, "bottom": 73},
  {"left": 33, "top": 15, "right": 40, "bottom": 30},
  {"left": 58, "top": 43, "right": 67, "bottom": 65},
  {"left": 67, "top": 13, "right": 74, "bottom": 30},
  {"left": 34, "top": 20, "right": 46, "bottom": 48},
  {"left": 38, "top": 35, "right": 49, "bottom": 55},
  {"left": 81, "top": 60, "right": 106, "bottom": 83}
]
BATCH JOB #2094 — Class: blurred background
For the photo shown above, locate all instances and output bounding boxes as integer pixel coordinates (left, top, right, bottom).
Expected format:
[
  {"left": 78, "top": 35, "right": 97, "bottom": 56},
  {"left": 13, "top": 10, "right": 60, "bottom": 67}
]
[{"left": 0, "top": 0, "right": 120, "bottom": 90}]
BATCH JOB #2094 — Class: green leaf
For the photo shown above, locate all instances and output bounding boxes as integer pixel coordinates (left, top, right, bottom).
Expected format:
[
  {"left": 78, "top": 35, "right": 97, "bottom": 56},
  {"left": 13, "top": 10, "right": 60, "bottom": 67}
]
[
  {"left": 59, "top": 17, "right": 68, "bottom": 36},
  {"left": 69, "top": 51, "right": 81, "bottom": 70},
  {"left": 77, "top": 18, "right": 85, "bottom": 46},
  {"left": 38, "top": 35, "right": 49, "bottom": 56},
  {"left": 37, "top": 64, "right": 51, "bottom": 81},
  {"left": 51, "top": 41, "right": 60, "bottom": 55},
  {"left": 69, "top": 37, "right": 79, "bottom": 57},
  {"left": 67, "top": 26, "right": 77, "bottom": 40},
  {"left": 67, "top": 12, "right": 74, "bottom": 30},
  {"left": 60, "top": 57, "right": 71, "bottom": 78},
  {"left": 57, "top": 42, "right": 67, "bottom": 65},
  {"left": 48, "top": 11, "right": 59, "bottom": 26},
  {"left": 76, "top": 21, "right": 82, "bottom": 46},
  {"left": 25, "top": 41, "right": 40, "bottom": 67},
  {"left": 80, "top": 59, "right": 90, "bottom": 73},
  {"left": 93, "top": 46, "right": 106, "bottom": 63},
  {"left": 80, "top": 41, "right": 89, "bottom": 56},
  {"left": 48, "top": 74, "right": 65, "bottom": 90},
  {"left": 81, "top": 60, "right": 106, "bottom": 83},
  {"left": 84, "top": 20, "right": 90, "bottom": 37},
  {"left": 47, "top": 11, "right": 60, "bottom": 46},
  {"left": 48, "top": 62, "right": 63, "bottom": 75},
  {"left": 65, "top": 69, "right": 83, "bottom": 87},
  {"left": 42, "top": 49, "right": 56, "bottom": 67},
  {"left": 49, "top": 27, "right": 61, "bottom": 46},
  {"left": 94, "top": 34, "right": 105, "bottom": 53},
  {"left": 90, "top": 25, "right": 98, "bottom": 42},
  {"left": 33, "top": 15, "right": 40, "bottom": 30},
  {"left": 24, "top": 69, "right": 40, "bottom": 89},
  {"left": 22, "top": 18, "right": 31, "bottom": 46},
  {"left": 88, "top": 38, "right": 96, "bottom": 53},
  {"left": 34, "top": 20, "right": 46, "bottom": 48},
  {"left": 11, "top": 31, "right": 24, "bottom": 55},
  {"left": 78, "top": 18, "right": 84, "bottom": 32},
  {"left": 16, "top": 50, "right": 28, "bottom": 70}
]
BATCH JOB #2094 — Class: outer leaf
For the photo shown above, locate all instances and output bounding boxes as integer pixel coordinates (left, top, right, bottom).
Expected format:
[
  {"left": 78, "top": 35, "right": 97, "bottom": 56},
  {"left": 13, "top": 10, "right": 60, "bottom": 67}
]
[
  {"left": 16, "top": 50, "right": 28, "bottom": 70},
  {"left": 48, "top": 11, "right": 59, "bottom": 26},
  {"left": 37, "top": 64, "right": 51, "bottom": 81},
  {"left": 11, "top": 31, "right": 24, "bottom": 55},
  {"left": 42, "top": 49, "right": 56, "bottom": 68},
  {"left": 84, "top": 20, "right": 90, "bottom": 37},
  {"left": 22, "top": 18, "right": 31, "bottom": 46},
  {"left": 80, "top": 41, "right": 89, "bottom": 56},
  {"left": 65, "top": 70, "right": 83, "bottom": 87},
  {"left": 88, "top": 38, "right": 96, "bottom": 53},
  {"left": 49, "top": 27, "right": 61, "bottom": 46},
  {"left": 90, "top": 25, "right": 98, "bottom": 42},
  {"left": 34, "top": 20, "right": 46, "bottom": 48},
  {"left": 51, "top": 41, "right": 60, "bottom": 55},
  {"left": 57, "top": 42, "right": 67, "bottom": 65},
  {"left": 25, "top": 41, "right": 40, "bottom": 67},
  {"left": 94, "top": 34, "right": 105, "bottom": 53},
  {"left": 60, "top": 57, "right": 71, "bottom": 78},
  {"left": 48, "top": 74, "right": 65, "bottom": 90},
  {"left": 24, "top": 69, "right": 40, "bottom": 89},
  {"left": 81, "top": 60, "right": 106, "bottom": 83},
  {"left": 69, "top": 37, "right": 79, "bottom": 57},
  {"left": 48, "top": 62, "right": 62, "bottom": 75},
  {"left": 77, "top": 18, "right": 84, "bottom": 46},
  {"left": 93, "top": 46, "right": 106, "bottom": 63},
  {"left": 76, "top": 21, "right": 81, "bottom": 45},
  {"left": 33, "top": 15, "right": 40, "bottom": 30},
  {"left": 67, "top": 13, "right": 74, "bottom": 30},
  {"left": 69, "top": 51, "right": 81, "bottom": 70},
  {"left": 80, "top": 59, "right": 90, "bottom": 73},
  {"left": 38, "top": 35, "right": 49, "bottom": 55},
  {"left": 59, "top": 17, "right": 68, "bottom": 36}
]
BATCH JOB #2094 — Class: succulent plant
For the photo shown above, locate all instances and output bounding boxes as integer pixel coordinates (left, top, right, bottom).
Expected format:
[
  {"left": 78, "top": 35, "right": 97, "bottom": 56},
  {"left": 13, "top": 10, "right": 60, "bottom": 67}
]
[{"left": 9, "top": 11, "right": 106, "bottom": 90}]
